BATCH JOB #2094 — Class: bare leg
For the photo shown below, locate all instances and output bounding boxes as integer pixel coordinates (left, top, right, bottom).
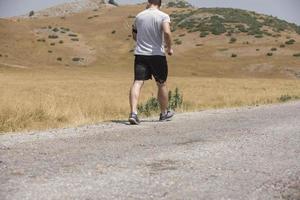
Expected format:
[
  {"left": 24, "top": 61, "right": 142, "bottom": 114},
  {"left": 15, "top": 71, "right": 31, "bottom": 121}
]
[
  {"left": 157, "top": 82, "right": 169, "bottom": 114},
  {"left": 129, "top": 80, "right": 144, "bottom": 114}
]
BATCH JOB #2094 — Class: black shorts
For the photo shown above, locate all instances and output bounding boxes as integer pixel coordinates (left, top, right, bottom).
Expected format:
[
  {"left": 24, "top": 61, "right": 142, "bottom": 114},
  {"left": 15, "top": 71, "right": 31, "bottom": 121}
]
[{"left": 134, "top": 55, "right": 168, "bottom": 83}]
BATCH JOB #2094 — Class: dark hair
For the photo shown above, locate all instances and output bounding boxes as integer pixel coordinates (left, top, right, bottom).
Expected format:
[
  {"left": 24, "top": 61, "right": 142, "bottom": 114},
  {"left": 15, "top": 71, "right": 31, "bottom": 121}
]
[{"left": 148, "top": 0, "right": 162, "bottom": 6}]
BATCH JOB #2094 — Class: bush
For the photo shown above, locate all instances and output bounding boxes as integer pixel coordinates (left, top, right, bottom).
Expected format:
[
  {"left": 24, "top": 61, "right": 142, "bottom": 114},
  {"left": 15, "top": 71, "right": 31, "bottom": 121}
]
[
  {"left": 231, "top": 53, "right": 237, "bottom": 58},
  {"left": 72, "top": 57, "right": 84, "bottom": 62},
  {"left": 285, "top": 39, "right": 295, "bottom": 45},
  {"left": 48, "top": 50, "right": 52, "bottom": 53},
  {"left": 111, "top": 30, "right": 116, "bottom": 34},
  {"left": 48, "top": 35, "right": 58, "bottom": 39},
  {"left": 278, "top": 94, "right": 292, "bottom": 102},
  {"left": 256, "top": 49, "right": 260, "bottom": 51},
  {"left": 37, "top": 39, "right": 46, "bottom": 42},
  {"left": 229, "top": 37, "right": 237, "bottom": 43},
  {"left": 50, "top": 43, "right": 55, "bottom": 46},
  {"left": 280, "top": 44, "right": 285, "bottom": 48},
  {"left": 59, "top": 40, "right": 64, "bottom": 44},
  {"left": 174, "top": 38, "right": 182, "bottom": 45},
  {"left": 271, "top": 47, "right": 277, "bottom": 51},
  {"left": 29, "top": 10, "right": 34, "bottom": 17},
  {"left": 266, "top": 52, "right": 273, "bottom": 56},
  {"left": 52, "top": 28, "right": 59, "bottom": 32},
  {"left": 71, "top": 38, "right": 79, "bottom": 41},
  {"left": 138, "top": 88, "right": 183, "bottom": 117},
  {"left": 68, "top": 33, "right": 77, "bottom": 37},
  {"left": 255, "top": 34, "right": 263, "bottom": 38},
  {"left": 293, "top": 53, "right": 300, "bottom": 57},
  {"left": 57, "top": 57, "right": 62, "bottom": 61},
  {"left": 108, "top": 0, "right": 118, "bottom": 6},
  {"left": 128, "top": 15, "right": 135, "bottom": 19},
  {"left": 167, "top": 1, "right": 193, "bottom": 8},
  {"left": 179, "top": 34, "right": 186, "bottom": 37},
  {"left": 200, "top": 32, "right": 209, "bottom": 38}
]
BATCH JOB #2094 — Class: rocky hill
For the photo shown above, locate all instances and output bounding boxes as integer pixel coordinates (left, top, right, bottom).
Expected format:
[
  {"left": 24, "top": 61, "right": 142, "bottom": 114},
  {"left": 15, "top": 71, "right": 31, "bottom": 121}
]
[
  {"left": 0, "top": 1, "right": 299, "bottom": 79},
  {"left": 19, "top": 0, "right": 113, "bottom": 18}
]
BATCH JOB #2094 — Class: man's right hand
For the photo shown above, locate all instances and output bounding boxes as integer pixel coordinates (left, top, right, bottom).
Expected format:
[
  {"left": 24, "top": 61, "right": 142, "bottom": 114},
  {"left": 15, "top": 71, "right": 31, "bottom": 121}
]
[{"left": 167, "top": 48, "right": 174, "bottom": 56}]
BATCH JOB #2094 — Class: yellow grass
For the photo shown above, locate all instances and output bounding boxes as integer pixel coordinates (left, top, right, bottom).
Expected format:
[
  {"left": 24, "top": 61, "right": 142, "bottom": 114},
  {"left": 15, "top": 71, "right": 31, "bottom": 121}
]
[{"left": 0, "top": 68, "right": 299, "bottom": 133}]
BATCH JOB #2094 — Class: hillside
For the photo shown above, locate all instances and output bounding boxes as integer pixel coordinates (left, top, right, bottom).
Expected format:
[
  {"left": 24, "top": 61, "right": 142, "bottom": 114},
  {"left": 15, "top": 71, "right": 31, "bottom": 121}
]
[{"left": 0, "top": 2, "right": 300, "bottom": 79}]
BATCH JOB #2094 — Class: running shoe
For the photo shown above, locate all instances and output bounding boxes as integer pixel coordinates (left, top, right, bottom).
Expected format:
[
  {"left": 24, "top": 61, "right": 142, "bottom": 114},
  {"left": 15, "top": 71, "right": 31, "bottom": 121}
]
[
  {"left": 159, "top": 110, "right": 175, "bottom": 121},
  {"left": 129, "top": 113, "right": 140, "bottom": 125}
]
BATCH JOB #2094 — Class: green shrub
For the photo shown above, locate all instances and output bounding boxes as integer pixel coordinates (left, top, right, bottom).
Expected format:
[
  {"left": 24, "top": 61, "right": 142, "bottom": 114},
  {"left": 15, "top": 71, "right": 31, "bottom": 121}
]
[
  {"left": 200, "top": 32, "right": 209, "bottom": 38},
  {"left": 278, "top": 94, "right": 292, "bottom": 102},
  {"left": 52, "top": 28, "right": 59, "bottom": 32},
  {"left": 271, "top": 47, "right": 277, "bottom": 51},
  {"left": 68, "top": 33, "right": 77, "bottom": 37},
  {"left": 174, "top": 38, "right": 182, "bottom": 45},
  {"left": 37, "top": 39, "right": 46, "bottom": 42},
  {"left": 229, "top": 37, "right": 237, "bottom": 43},
  {"left": 72, "top": 57, "right": 84, "bottom": 62},
  {"left": 255, "top": 34, "right": 263, "bottom": 38},
  {"left": 167, "top": 1, "right": 193, "bottom": 8},
  {"left": 29, "top": 10, "right": 34, "bottom": 17},
  {"left": 137, "top": 88, "right": 183, "bottom": 117},
  {"left": 279, "top": 44, "right": 285, "bottom": 48},
  {"left": 108, "top": 0, "right": 118, "bottom": 6},
  {"left": 285, "top": 39, "right": 295, "bottom": 45},
  {"left": 48, "top": 35, "right": 58, "bottom": 39},
  {"left": 293, "top": 53, "right": 300, "bottom": 57}
]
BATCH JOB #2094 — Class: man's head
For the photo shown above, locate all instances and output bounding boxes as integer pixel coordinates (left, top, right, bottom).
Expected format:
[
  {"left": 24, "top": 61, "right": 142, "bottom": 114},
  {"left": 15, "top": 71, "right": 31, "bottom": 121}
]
[{"left": 148, "top": 0, "right": 162, "bottom": 7}]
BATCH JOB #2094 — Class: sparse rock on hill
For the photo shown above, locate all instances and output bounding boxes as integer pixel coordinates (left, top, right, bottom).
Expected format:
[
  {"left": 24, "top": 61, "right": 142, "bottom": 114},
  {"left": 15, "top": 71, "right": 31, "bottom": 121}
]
[{"left": 20, "top": 0, "right": 111, "bottom": 18}]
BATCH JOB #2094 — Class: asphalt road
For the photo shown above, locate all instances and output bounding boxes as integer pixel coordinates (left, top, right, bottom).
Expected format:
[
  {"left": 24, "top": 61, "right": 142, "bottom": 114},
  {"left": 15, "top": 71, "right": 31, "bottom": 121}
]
[{"left": 1, "top": 101, "right": 300, "bottom": 200}]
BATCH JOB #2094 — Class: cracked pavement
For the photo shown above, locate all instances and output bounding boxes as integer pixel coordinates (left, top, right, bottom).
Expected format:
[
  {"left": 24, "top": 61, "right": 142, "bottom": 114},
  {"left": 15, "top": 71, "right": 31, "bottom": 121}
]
[{"left": 0, "top": 101, "right": 300, "bottom": 199}]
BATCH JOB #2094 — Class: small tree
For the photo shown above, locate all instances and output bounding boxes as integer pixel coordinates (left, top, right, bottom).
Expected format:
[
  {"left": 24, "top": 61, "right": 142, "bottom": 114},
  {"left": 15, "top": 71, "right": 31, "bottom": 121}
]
[
  {"left": 29, "top": 10, "right": 34, "bottom": 17},
  {"left": 108, "top": 0, "right": 118, "bottom": 6}
]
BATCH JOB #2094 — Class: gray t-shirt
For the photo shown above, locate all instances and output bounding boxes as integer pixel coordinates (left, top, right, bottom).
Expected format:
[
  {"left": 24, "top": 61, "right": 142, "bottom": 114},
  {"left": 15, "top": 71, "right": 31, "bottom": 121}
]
[{"left": 134, "top": 8, "right": 171, "bottom": 56}]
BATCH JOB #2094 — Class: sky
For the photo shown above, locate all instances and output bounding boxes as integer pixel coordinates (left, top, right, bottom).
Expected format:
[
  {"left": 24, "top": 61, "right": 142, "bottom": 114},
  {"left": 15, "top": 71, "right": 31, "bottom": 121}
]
[{"left": 0, "top": 0, "right": 299, "bottom": 25}]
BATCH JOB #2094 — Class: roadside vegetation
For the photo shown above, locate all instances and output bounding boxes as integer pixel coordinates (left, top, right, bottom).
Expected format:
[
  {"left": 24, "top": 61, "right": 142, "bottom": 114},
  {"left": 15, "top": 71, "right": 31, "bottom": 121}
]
[{"left": 0, "top": 71, "right": 299, "bottom": 133}]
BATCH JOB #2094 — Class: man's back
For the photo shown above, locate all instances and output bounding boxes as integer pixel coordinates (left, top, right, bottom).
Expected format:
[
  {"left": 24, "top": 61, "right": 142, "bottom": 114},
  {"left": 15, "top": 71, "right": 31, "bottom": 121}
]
[{"left": 134, "top": 8, "right": 171, "bottom": 56}]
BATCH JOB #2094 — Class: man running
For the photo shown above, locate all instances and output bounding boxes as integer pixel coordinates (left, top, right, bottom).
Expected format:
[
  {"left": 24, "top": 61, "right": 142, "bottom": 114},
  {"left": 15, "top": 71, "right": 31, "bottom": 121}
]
[{"left": 129, "top": 0, "right": 174, "bottom": 125}]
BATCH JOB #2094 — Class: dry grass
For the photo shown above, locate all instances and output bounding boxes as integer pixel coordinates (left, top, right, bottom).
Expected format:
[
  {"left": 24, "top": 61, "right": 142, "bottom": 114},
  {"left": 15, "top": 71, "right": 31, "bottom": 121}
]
[{"left": 0, "top": 68, "right": 299, "bottom": 133}]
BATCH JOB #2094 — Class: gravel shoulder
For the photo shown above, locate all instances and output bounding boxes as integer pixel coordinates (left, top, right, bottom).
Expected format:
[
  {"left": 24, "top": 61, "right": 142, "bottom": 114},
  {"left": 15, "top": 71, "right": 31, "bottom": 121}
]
[{"left": 1, "top": 101, "right": 300, "bottom": 200}]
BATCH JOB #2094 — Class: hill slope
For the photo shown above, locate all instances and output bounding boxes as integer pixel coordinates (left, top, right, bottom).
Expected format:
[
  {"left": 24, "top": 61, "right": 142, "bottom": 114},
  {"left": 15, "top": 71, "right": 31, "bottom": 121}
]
[{"left": 0, "top": 3, "right": 300, "bottom": 79}]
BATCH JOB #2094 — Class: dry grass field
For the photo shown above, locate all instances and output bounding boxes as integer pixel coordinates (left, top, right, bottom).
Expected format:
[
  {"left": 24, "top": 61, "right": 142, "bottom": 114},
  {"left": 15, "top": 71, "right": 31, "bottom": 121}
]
[
  {"left": 0, "top": 67, "right": 299, "bottom": 133},
  {"left": 0, "top": 2, "right": 300, "bottom": 133}
]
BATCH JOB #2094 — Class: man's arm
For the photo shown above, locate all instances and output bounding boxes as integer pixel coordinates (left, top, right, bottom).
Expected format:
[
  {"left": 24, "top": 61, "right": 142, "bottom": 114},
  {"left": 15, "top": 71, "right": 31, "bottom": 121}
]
[
  {"left": 132, "top": 24, "right": 137, "bottom": 41},
  {"left": 162, "top": 22, "right": 173, "bottom": 56}
]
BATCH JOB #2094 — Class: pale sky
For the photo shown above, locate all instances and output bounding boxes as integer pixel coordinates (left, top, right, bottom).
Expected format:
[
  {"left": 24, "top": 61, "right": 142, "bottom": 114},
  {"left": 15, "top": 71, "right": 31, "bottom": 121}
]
[{"left": 0, "top": 0, "right": 299, "bottom": 25}]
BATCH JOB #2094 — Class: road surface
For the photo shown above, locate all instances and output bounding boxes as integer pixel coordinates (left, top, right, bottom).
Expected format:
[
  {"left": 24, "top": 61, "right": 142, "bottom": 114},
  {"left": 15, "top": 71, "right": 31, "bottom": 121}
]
[{"left": 1, "top": 102, "right": 300, "bottom": 200}]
